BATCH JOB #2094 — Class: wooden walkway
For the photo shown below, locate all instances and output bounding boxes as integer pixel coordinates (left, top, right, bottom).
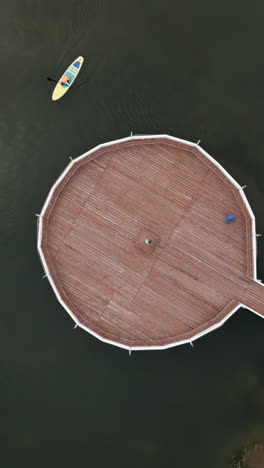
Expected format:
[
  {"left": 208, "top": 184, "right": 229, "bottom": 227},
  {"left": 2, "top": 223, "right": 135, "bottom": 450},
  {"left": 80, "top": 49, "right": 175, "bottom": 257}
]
[{"left": 38, "top": 136, "right": 264, "bottom": 349}]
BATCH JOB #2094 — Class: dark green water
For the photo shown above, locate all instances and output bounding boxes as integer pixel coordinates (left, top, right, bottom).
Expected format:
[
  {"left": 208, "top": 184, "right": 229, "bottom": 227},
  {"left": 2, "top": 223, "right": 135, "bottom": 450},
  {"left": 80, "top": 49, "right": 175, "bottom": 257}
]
[{"left": 2, "top": 1, "right": 264, "bottom": 467}]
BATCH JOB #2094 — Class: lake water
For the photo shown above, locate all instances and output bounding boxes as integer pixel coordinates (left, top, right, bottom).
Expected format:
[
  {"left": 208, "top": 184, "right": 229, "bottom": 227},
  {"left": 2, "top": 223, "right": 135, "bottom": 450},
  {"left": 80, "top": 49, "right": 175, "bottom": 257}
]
[{"left": 2, "top": 1, "right": 264, "bottom": 467}]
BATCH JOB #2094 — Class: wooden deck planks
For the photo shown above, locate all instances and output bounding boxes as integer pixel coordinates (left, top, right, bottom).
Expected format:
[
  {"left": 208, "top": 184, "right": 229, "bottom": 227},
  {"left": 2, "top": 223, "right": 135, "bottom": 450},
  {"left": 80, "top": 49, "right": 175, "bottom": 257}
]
[
  {"left": 40, "top": 137, "right": 260, "bottom": 347},
  {"left": 241, "top": 279, "right": 264, "bottom": 317}
]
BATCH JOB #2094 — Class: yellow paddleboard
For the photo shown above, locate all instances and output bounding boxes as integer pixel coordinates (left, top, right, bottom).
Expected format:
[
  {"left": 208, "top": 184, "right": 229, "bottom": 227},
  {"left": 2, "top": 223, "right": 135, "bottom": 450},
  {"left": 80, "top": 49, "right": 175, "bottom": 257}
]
[{"left": 52, "top": 56, "right": 84, "bottom": 101}]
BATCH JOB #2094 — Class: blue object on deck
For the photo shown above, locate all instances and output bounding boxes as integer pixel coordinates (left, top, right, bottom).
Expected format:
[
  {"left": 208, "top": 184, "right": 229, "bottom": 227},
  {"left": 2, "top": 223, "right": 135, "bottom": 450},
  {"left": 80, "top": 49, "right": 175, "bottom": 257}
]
[
  {"left": 73, "top": 61, "right": 80, "bottom": 68},
  {"left": 226, "top": 215, "right": 236, "bottom": 224}
]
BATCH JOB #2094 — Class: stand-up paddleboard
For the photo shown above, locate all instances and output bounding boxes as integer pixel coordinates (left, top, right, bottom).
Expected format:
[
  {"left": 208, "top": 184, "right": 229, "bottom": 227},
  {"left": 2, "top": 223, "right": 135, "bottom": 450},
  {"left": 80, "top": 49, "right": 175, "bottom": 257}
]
[{"left": 52, "top": 56, "right": 84, "bottom": 101}]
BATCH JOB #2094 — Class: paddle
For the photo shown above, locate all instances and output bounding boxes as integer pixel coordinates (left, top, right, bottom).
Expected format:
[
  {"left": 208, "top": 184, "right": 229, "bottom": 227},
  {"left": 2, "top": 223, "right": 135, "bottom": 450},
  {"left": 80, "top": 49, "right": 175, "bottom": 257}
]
[
  {"left": 47, "top": 76, "right": 58, "bottom": 83},
  {"left": 46, "top": 76, "right": 71, "bottom": 88}
]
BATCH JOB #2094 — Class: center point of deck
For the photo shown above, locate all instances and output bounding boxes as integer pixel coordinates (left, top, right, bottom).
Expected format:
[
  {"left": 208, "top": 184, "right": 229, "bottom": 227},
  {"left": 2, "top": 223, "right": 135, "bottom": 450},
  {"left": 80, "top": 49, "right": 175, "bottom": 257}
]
[{"left": 135, "top": 228, "right": 159, "bottom": 254}]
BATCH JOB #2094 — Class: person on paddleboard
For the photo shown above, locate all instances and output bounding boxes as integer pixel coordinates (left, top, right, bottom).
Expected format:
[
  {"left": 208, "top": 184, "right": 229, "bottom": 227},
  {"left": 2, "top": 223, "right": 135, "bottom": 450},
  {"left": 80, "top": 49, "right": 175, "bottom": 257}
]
[{"left": 60, "top": 75, "right": 70, "bottom": 86}]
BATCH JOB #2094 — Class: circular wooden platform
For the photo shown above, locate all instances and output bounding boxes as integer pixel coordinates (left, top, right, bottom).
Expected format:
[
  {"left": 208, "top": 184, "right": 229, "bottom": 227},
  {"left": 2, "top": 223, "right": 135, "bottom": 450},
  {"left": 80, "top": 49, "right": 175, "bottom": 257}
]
[{"left": 37, "top": 135, "right": 264, "bottom": 350}]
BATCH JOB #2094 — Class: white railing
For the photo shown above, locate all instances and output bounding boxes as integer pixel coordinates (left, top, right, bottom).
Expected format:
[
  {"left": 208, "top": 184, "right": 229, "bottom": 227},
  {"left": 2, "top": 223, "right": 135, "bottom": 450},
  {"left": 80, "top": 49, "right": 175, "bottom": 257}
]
[{"left": 37, "top": 134, "right": 260, "bottom": 351}]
